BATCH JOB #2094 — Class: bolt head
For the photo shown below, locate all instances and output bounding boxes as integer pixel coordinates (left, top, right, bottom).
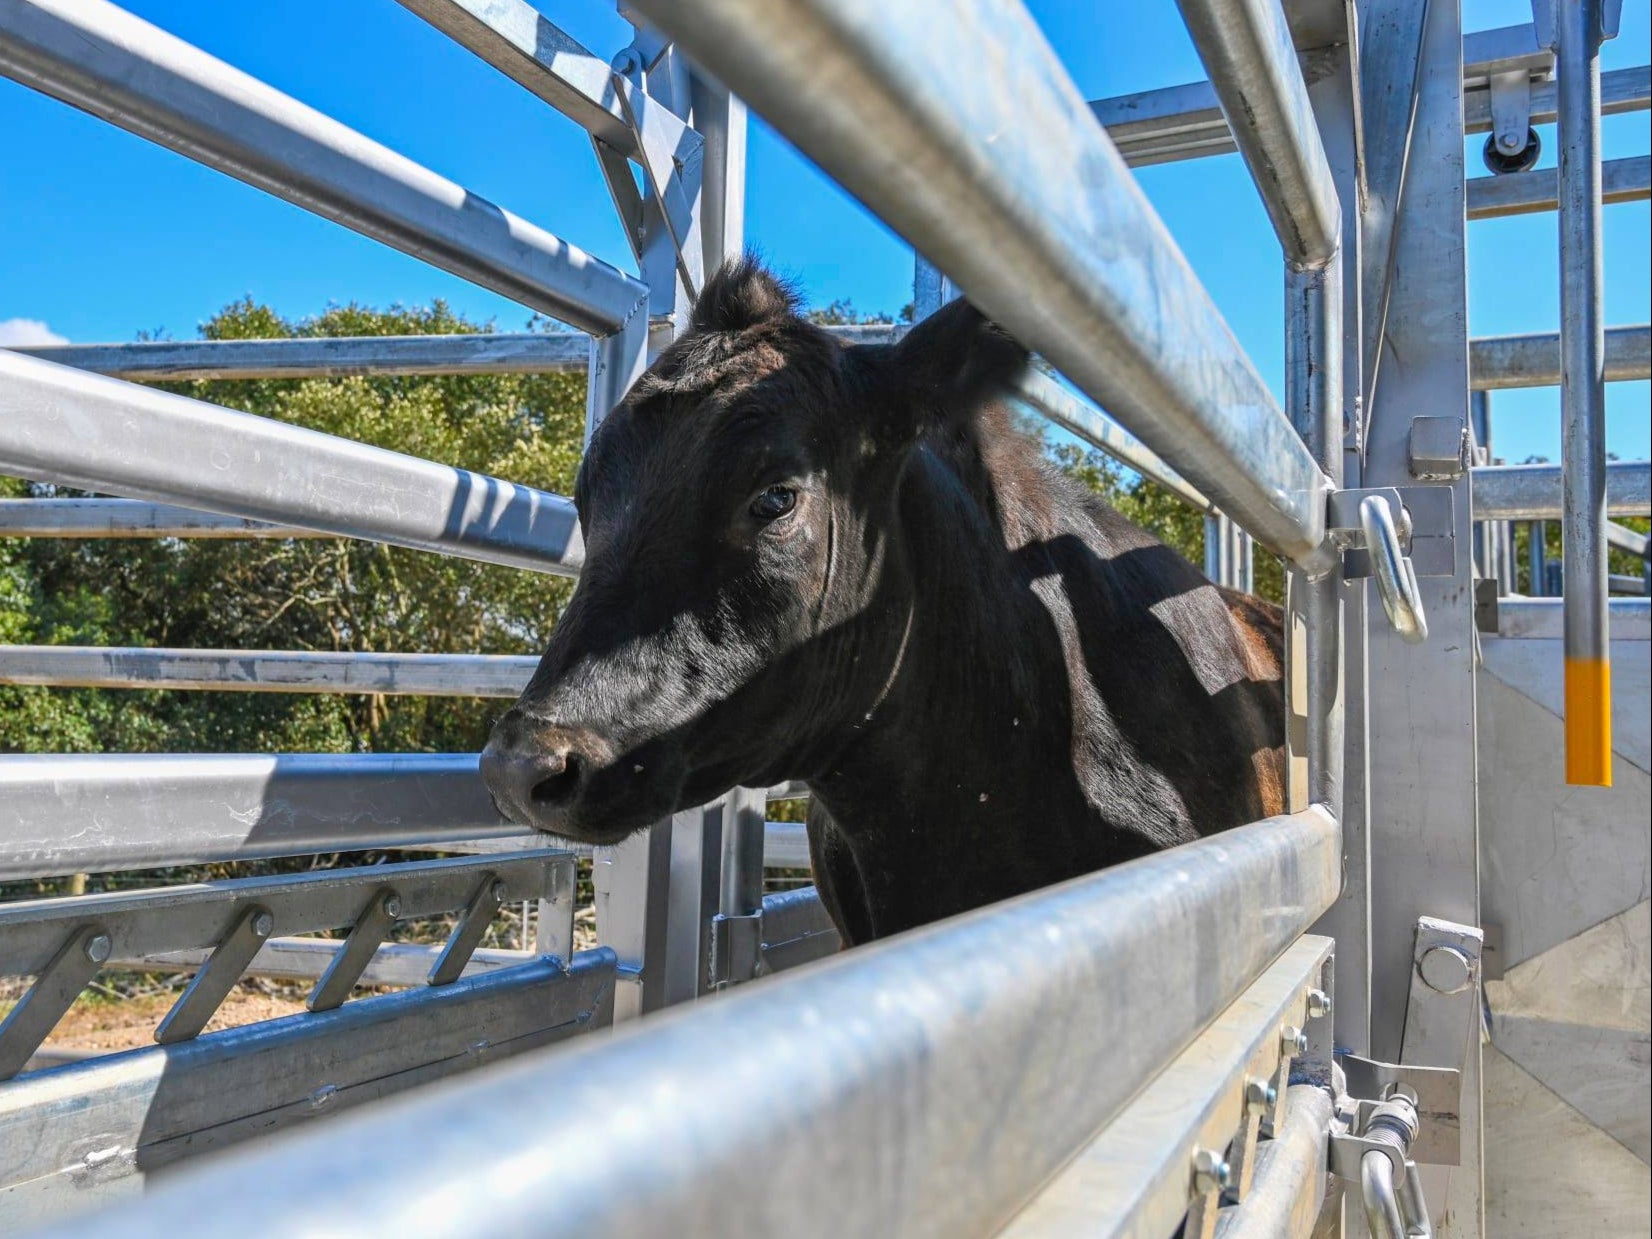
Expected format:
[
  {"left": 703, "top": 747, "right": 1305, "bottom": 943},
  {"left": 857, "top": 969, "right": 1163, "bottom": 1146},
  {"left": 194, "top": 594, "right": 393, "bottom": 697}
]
[
  {"left": 1245, "top": 1077, "right": 1278, "bottom": 1111},
  {"left": 251, "top": 911, "right": 275, "bottom": 939},
  {"left": 1418, "top": 945, "right": 1474, "bottom": 994},
  {"left": 1281, "top": 1023, "right": 1307, "bottom": 1055},
  {"left": 1191, "top": 1147, "right": 1232, "bottom": 1194},
  {"left": 84, "top": 933, "right": 113, "bottom": 964},
  {"left": 382, "top": 894, "right": 402, "bottom": 919},
  {"left": 1307, "top": 988, "right": 1333, "bottom": 1019}
]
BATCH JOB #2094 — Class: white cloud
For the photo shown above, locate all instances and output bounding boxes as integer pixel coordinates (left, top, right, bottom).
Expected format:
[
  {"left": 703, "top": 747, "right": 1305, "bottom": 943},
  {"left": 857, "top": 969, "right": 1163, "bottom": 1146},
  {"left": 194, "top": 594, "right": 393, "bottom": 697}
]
[{"left": 0, "top": 318, "right": 68, "bottom": 348}]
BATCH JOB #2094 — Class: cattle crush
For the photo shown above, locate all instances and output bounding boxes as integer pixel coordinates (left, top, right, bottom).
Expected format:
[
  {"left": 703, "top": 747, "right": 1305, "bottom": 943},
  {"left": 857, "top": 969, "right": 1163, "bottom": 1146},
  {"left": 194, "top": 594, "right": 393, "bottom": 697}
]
[{"left": 1, "top": 1, "right": 1648, "bottom": 1236}]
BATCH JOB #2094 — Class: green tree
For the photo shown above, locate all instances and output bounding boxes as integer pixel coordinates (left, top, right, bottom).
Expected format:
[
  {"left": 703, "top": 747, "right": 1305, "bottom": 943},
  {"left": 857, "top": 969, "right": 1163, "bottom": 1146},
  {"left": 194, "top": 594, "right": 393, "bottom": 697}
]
[{"left": 0, "top": 299, "right": 586, "bottom": 756}]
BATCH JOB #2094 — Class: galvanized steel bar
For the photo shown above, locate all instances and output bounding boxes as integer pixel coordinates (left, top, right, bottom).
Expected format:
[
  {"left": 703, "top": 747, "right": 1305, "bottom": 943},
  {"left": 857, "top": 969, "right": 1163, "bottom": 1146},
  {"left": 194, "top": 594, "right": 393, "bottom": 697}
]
[
  {"left": 1470, "top": 461, "right": 1649, "bottom": 520},
  {"left": 109, "top": 937, "right": 536, "bottom": 986},
  {"left": 10, "top": 333, "right": 591, "bottom": 381},
  {"left": 0, "top": 498, "right": 324, "bottom": 539},
  {"left": 0, "top": 0, "right": 648, "bottom": 334},
  {"left": 625, "top": 0, "right": 1332, "bottom": 564},
  {"left": 1606, "top": 520, "right": 1649, "bottom": 558},
  {"left": 0, "top": 753, "right": 517, "bottom": 880},
  {"left": 39, "top": 807, "right": 1339, "bottom": 1239},
  {"left": 0, "top": 351, "right": 584, "bottom": 575},
  {"left": 1469, "top": 323, "right": 1650, "bottom": 389},
  {"left": 1466, "top": 153, "right": 1650, "bottom": 219},
  {"left": 1464, "top": 63, "right": 1651, "bottom": 133},
  {"left": 1495, "top": 596, "right": 1649, "bottom": 639},
  {"left": 1556, "top": 0, "right": 1613, "bottom": 786},
  {"left": 1174, "top": 0, "right": 1341, "bottom": 268},
  {"left": 0, "top": 645, "right": 538, "bottom": 697}
]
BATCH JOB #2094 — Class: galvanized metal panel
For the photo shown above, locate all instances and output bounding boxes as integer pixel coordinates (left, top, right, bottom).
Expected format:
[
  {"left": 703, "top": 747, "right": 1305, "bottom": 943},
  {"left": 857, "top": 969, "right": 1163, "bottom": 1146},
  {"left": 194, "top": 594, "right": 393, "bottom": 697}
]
[
  {"left": 0, "top": 952, "right": 615, "bottom": 1231},
  {"left": 0, "top": 351, "right": 584, "bottom": 575},
  {"left": 35, "top": 809, "right": 1339, "bottom": 1239},
  {"left": 0, "top": 0, "right": 647, "bottom": 333}
]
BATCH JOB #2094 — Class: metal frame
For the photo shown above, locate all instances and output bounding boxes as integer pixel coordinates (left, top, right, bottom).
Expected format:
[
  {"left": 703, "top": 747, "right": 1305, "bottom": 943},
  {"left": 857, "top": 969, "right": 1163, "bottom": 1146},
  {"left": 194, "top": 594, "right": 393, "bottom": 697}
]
[
  {"left": 1471, "top": 460, "right": 1650, "bottom": 520},
  {"left": 1469, "top": 323, "right": 1650, "bottom": 389}
]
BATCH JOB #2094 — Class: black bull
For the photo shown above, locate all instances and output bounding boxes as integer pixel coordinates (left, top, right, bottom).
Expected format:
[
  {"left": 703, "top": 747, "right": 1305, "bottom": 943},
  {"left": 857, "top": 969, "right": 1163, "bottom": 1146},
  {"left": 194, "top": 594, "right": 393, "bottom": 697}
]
[{"left": 481, "top": 259, "right": 1286, "bottom": 946}]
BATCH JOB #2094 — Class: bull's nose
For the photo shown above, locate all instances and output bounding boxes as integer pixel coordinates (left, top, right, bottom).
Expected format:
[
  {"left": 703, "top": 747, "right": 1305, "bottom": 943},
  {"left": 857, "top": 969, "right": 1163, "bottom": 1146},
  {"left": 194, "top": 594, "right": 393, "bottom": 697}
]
[{"left": 479, "top": 723, "right": 603, "bottom": 828}]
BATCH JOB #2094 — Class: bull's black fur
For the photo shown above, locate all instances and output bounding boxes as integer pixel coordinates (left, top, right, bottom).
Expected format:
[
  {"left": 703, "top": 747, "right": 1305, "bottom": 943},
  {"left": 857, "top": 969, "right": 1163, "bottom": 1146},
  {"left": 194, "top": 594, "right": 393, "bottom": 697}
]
[{"left": 482, "top": 258, "right": 1285, "bottom": 945}]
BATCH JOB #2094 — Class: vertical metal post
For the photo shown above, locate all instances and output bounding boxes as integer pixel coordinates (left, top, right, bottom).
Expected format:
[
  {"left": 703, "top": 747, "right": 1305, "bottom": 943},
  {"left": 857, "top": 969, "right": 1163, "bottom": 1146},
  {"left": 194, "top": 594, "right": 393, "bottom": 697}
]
[
  {"left": 1233, "top": 527, "right": 1254, "bottom": 593},
  {"left": 1205, "top": 513, "right": 1225, "bottom": 583},
  {"left": 1362, "top": 0, "right": 1484, "bottom": 1229},
  {"left": 1530, "top": 520, "right": 1549, "bottom": 595},
  {"left": 1470, "top": 390, "right": 1492, "bottom": 581},
  {"left": 912, "top": 253, "right": 959, "bottom": 321},
  {"left": 1302, "top": 35, "right": 1370, "bottom": 1062},
  {"left": 1556, "top": 0, "right": 1613, "bottom": 786}
]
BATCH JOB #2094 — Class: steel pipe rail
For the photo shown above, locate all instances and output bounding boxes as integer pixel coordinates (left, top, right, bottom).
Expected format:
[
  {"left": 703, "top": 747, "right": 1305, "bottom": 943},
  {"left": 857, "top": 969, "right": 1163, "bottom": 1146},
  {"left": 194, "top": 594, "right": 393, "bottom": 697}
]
[
  {"left": 108, "top": 937, "right": 538, "bottom": 986},
  {"left": 625, "top": 0, "right": 1331, "bottom": 565},
  {"left": 0, "top": 753, "right": 515, "bottom": 880},
  {"left": 0, "top": 351, "right": 583, "bottom": 575},
  {"left": 1213, "top": 1086, "right": 1336, "bottom": 1239},
  {"left": 39, "top": 807, "right": 1339, "bottom": 1239},
  {"left": 1467, "top": 154, "right": 1650, "bottom": 219},
  {"left": 0, "top": 645, "right": 539, "bottom": 697},
  {"left": 1469, "top": 323, "right": 1651, "bottom": 389},
  {"left": 1174, "top": 0, "right": 1340, "bottom": 268},
  {"left": 1464, "top": 63, "right": 1650, "bottom": 133},
  {"left": 1606, "top": 520, "right": 1649, "bottom": 558},
  {"left": 10, "top": 333, "right": 591, "bottom": 381},
  {"left": 0, "top": 498, "right": 326, "bottom": 539},
  {"left": 1470, "top": 461, "right": 1649, "bottom": 520},
  {"left": 0, "top": 0, "right": 648, "bottom": 335}
]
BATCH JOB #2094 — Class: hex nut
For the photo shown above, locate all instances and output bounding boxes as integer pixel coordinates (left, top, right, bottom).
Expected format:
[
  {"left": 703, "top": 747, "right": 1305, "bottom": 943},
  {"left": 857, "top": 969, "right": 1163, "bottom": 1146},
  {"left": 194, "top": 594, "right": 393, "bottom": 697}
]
[
  {"left": 251, "top": 910, "right": 275, "bottom": 939},
  {"left": 382, "top": 893, "right": 402, "bottom": 919},
  {"left": 1191, "top": 1147, "right": 1232, "bottom": 1195},
  {"left": 84, "top": 933, "right": 113, "bottom": 964},
  {"left": 1306, "top": 988, "right": 1332, "bottom": 1019},
  {"left": 1281, "top": 1023, "right": 1308, "bottom": 1055},
  {"left": 1418, "top": 945, "right": 1473, "bottom": 994},
  {"left": 1245, "top": 1077, "right": 1278, "bottom": 1111}
]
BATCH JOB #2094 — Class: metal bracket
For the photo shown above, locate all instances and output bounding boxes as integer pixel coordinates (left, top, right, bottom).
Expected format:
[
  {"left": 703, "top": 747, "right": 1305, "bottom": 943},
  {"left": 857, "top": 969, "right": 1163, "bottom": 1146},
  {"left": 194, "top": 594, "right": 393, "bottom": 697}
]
[
  {"left": 1338, "top": 1055, "right": 1462, "bottom": 1166},
  {"left": 1408, "top": 415, "right": 1471, "bottom": 481},
  {"left": 1488, "top": 69, "right": 1535, "bottom": 162},
  {"left": 1336, "top": 485, "right": 1456, "bottom": 577},
  {"left": 1328, "top": 489, "right": 1432, "bottom": 643},
  {"left": 1529, "top": 0, "right": 1622, "bottom": 49},
  {"left": 0, "top": 924, "right": 110, "bottom": 1079},
  {"left": 1401, "top": 917, "right": 1484, "bottom": 1100},
  {"left": 708, "top": 911, "right": 763, "bottom": 990}
]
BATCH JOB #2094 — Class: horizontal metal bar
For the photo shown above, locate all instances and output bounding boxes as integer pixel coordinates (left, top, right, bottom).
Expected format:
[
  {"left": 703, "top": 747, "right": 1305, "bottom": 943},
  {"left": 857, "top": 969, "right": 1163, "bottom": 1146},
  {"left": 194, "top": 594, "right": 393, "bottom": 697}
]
[
  {"left": 1606, "top": 520, "right": 1649, "bottom": 557},
  {"left": 0, "top": 498, "right": 329, "bottom": 539},
  {"left": 629, "top": 0, "right": 1331, "bottom": 563},
  {"left": 109, "top": 937, "right": 537, "bottom": 985},
  {"left": 0, "top": 951, "right": 615, "bottom": 1229},
  {"left": 0, "top": 645, "right": 538, "bottom": 696},
  {"left": 0, "top": 851, "right": 570, "bottom": 977},
  {"left": 1610, "top": 573, "right": 1647, "bottom": 594},
  {"left": 48, "top": 807, "right": 1340, "bottom": 1239},
  {"left": 999, "top": 934, "right": 1331, "bottom": 1238},
  {"left": 762, "top": 821, "right": 811, "bottom": 869},
  {"left": 1175, "top": 0, "right": 1341, "bottom": 268},
  {"left": 1087, "top": 31, "right": 1634, "bottom": 169},
  {"left": 1470, "top": 323, "right": 1650, "bottom": 389},
  {"left": 1470, "top": 461, "right": 1650, "bottom": 520},
  {"left": 10, "top": 333, "right": 590, "bottom": 381},
  {"left": 1494, "top": 597, "right": 1650, "bottom": 639},
  {"left": 758, "top": 884, "right": 840, "bottom": 973},
  {"left": 1465, "top": 63, "right": 1650, "bottom": 134},
  {"left": 1467, "top": 154, "right": 1651, "bottom": 219},
  {"left": 0, "top": 351, "right": 583, "bottom": 574},
  {"left": 0, "top": 753, "right": 517, "bottom": 880},
  {"left": 1460, "top": 21, "right": 1552, "bottom": 85},
  {"left": 0, "top": 0, "right": 647, "bottom": 334},
  {"left": 1009, "top": 370, "right": 1214, "bottom": 510}
]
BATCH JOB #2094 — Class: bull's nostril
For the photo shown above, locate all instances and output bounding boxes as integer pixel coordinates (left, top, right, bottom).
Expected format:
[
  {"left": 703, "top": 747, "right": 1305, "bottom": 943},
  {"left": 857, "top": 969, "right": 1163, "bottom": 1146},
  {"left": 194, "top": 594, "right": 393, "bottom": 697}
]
[{"left": 529, "top": 751, "right": 582, "bottom": 807}]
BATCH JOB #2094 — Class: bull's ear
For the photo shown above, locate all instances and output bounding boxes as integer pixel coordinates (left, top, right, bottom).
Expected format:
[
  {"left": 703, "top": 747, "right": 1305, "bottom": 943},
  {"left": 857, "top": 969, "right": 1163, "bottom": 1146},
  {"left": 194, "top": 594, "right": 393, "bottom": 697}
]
[
  {"left": 690, "top": 256, "right": 800, "bottom": 335},
  {"left": 891, "top": 298, "right": 1030, "bottom": 431}
]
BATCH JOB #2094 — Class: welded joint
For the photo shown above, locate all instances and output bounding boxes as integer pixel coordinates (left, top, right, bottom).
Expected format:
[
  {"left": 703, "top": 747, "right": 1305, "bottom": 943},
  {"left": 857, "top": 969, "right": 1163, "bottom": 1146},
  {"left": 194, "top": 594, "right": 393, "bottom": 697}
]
[
  {"left": 708, "top": 911, "right": 763, "bottom": 990},
  {"left": 1529, "top": 0, "right": 1624, "bottom": 49},
  {"left": 1408, "top": 416, "right": 1471, "bottom": 481}
]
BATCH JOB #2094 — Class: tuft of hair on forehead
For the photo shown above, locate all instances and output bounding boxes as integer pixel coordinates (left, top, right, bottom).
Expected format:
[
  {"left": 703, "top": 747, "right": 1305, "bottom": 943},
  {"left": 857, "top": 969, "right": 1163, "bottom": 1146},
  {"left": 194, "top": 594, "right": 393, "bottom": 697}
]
[{"left": 689, "top": 255, "right": 802, "bottom": 336}]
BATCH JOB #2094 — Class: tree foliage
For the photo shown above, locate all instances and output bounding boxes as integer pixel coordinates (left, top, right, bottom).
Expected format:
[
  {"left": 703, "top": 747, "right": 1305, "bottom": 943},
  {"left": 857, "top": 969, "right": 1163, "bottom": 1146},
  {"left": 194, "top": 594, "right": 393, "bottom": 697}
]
[{"left": 1, "top": 300, "right": 584, "bottom": 756}]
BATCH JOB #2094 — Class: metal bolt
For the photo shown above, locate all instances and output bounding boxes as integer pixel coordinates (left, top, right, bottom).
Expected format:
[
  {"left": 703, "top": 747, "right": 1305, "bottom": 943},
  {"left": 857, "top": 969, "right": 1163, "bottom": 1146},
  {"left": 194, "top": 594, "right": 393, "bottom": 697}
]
[
  {"left": 1190, "top": 1147, "right": 1232, "bottom": 1195},
  {"left": 490, "top": 880, "right": 508, "bottom": 904},
  {"left": 610, "top": 49, "right": 641, "bottom": 77},
  {"left": 84, "top": 933, "right": 113, "bottom": 964},
  {"left": 251, "top": 911, "right": 275, "bottom": 939},
  {"left": 1306, "top": 988, "right": 1332, "bottom": 1019},
  {"left": 1244, "top": 1077, "right": 1277, "bottom": 1112},
  {"left": 1418, "top": 945, "right": 1473, "bottom": 994},
  {"left": 1281, "top": 1023, "right": 1308, "bottom": 1056},
  {"left": 382, "top": 893, "right": 402, "bottom": 919}
]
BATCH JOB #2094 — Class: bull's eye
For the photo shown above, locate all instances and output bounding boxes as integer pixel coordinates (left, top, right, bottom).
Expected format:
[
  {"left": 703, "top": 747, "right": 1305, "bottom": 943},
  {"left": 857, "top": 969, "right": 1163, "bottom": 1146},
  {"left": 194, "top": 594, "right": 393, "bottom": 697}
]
[{"left": 749, "top": 485, "right": 797, "bottom": 522}]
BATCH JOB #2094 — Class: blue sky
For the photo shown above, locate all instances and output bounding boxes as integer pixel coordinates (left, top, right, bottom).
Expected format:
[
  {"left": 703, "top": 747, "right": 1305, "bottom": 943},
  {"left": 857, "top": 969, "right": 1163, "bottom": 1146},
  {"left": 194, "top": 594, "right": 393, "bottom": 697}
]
[{"left": 1, "top": 0, "right": 1646, "bottom": 467}]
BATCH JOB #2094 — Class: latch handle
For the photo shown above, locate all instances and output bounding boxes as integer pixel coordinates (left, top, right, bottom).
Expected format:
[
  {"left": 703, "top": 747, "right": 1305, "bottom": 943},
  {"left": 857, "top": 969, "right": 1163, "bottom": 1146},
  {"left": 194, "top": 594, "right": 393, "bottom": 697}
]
[{"left": 1360, "top": 495, "right": 1428, "bottom": 644}]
